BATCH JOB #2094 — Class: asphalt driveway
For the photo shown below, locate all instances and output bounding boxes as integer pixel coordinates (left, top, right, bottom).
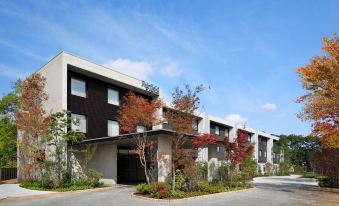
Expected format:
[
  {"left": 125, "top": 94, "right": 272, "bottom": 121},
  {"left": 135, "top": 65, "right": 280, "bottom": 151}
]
[{"left": 1, "top": 175, "right": 338, "bottom": 206}]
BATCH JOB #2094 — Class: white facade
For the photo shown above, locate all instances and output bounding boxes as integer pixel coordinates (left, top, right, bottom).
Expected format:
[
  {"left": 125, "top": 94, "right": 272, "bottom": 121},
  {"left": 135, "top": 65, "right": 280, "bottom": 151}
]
[{"left": 21, "top": 51, "right": 280, "bottom": 183}]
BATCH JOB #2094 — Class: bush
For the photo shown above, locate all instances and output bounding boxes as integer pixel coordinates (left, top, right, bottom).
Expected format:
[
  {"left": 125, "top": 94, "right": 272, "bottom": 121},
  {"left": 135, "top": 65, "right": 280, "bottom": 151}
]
[
  {"left": 153, "top": 183, "right": 170, "bottom": 199},
  {"left": 136, "top": 183, "right": 155, "bottom": 194},
  {"left": 198, "top": 182, "right": 223, "bottom": 193},
  {"left": 199, "top": 162, "right": 208, "bottom": 181},
  {"left": 85, "top": 169, "right": 102, "bottom": 187},
  {"left": 240, "top": 157, "right": 257, "bottom": 180},
  {"left": 217, "top": 164, "right": 229, "bottom": 183},
  {"left": 62, "top": 170, "right": 72, "bottom": 187},
  {"left": 318, "top": 177, "right": 339, "bottom": 188}
]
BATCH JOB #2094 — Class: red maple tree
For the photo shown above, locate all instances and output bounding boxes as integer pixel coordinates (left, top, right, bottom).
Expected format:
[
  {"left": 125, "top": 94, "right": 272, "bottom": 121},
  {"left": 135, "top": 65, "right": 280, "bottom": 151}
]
[
  {"left": 223, "top": 130, "right": 254, "bottom": 166},
  {"left": 117, "top": 92, "right": 163, "bottom": 183}
]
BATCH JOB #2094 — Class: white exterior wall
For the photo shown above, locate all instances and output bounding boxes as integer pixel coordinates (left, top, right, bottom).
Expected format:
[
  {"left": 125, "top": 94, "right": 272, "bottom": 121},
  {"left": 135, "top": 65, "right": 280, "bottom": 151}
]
[
  {"left": 89, "top": 144, "right": 117, "bottom": 185},
  {"left": 157, "top": 136, "right": 172, "bottom": 182},
  {"left": 208, "top": 144, "right": 222, "bottom": 182}
]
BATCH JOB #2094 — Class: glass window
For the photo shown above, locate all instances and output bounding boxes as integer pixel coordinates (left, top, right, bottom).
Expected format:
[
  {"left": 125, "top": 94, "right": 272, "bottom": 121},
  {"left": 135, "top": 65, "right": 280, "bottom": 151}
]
[
  {"left": 108, "top": 88, "right": 119, "bottom": 105},
  {"left": 248, "top": 135, "right": 251, "bottom": 142},
  {"left": 259, "top": 150, "right": 262, "bottom": 157},
  {"left": 108, "top": 120, "right": 119, "bottom": 136},
  {"left": 224, "top": 128, "right": 229, "bottom": 137},
  {"left": 71, "top": 113, "right": 87, "bottom": 133},
  {"left": 71, "top": 78, "right": 86, "bottom": 98},
  {"left": 215, "top": 126, "right": 220, "bottom": 135},
  {"left": 217, "top": 146, "right": 220, "bottom": 153},
  {"left": 264, "top": 151, "right": 267, "bottom": 157},
  {"left": 192, "top": 120, "right": 198, "bottom": 131},
  {"left": 136, "top": 125, "right": 145, "bottom": 133}
]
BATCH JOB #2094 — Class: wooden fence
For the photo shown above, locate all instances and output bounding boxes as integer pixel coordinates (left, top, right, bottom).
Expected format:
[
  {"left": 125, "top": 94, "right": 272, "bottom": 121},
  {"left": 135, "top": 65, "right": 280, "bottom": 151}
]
[{"left": 0, "top": 168, "right": 17, "bottom": 181}]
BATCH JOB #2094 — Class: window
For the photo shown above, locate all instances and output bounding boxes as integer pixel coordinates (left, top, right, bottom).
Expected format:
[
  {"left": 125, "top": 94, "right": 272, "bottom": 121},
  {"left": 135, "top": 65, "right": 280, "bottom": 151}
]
[
  {"left": 259, "top": 150, "right": 262, "bottom": 157},
  {"left": 215, "top": 126, "right": 220, "bottom": 135},
  {"left": 192, "top": 120, "right": 198, "bottom": 131},
  {"left": 108, "top": 88, "right": 119, "bottom": 105},
  {"left": 136, "top": 125, "right": 145, "bottom": 133},
  {"left": 248, "top": 135, "right": 251, "bottom": 142},
  {"left": 71, "top": 78, "right": 86, "bottom": 98},
  {"left": 224, "top": 128, "right": 229, "bottom": 137},
  {"left": 108, "top": 120, "right": 119, "bottom": 136},
  {"left": 71, "top": 113, "right": 87, "bottom": 133},
  {"left": 217, "top": 146, "right": 220, "bottom": 153},
  {"left": 264, "top": 151, "right": 267, "bottom": 157},
  {"left": 273, "top": 153, "right": 276, "bottom": 158}
]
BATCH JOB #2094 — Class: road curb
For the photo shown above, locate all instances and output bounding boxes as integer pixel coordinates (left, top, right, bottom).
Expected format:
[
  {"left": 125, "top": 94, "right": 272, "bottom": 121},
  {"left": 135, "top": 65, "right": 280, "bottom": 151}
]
[{"left": 131, "top": 187, "right": 254, "bottom": 202}]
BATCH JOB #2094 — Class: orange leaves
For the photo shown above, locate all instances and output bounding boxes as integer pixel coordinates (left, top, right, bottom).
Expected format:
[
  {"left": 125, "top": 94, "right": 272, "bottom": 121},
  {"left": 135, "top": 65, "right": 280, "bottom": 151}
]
[
  {"left": 296, "top": 34, "right": 339, "bottom": 148},
  {"left": 117, "top": 92, "right": 163, "bottom": 133}
]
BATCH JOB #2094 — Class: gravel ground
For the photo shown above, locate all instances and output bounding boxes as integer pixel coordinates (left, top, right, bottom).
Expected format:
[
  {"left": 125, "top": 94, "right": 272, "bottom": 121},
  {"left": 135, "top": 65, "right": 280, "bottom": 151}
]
[{"left": 1, "top": 175, "right": 338, "bottom": 206}]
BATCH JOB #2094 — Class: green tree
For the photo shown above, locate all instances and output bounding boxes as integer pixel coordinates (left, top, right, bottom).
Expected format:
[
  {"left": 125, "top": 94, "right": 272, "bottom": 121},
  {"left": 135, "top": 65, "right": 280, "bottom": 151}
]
[
  {"left": 277, "top": 134, "right": 319, "bottom": 173},
  {"left": 0, "top": 80, "right": 21, "bottom": 168},
  {"left": 42, "top": 110, "right": 85, "bottom": 187}
]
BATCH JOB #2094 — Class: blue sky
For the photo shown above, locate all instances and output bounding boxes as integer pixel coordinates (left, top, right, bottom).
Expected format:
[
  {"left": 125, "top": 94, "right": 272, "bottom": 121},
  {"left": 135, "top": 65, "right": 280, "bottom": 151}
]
[{"left": 0, "top": 0, "right": 338, "bottom": 135}]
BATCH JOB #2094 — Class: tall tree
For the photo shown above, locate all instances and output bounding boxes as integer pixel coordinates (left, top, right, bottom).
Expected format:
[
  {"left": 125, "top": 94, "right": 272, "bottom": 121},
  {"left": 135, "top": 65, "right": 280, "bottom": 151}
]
[
  {"left": 296, "top": 34, "right": 339, "bottom": 148},
  {"left": 165, "top": 84, "right": 205, "bottom": 191},
  {"left": 0, "top": 80, "right": 21, "bottom": 168},
  {"left": 15, "top": 73, "right": 50, "bottom": 181},
  {"left": 117, "top": 92, "right": 163, "bottom": 183}
]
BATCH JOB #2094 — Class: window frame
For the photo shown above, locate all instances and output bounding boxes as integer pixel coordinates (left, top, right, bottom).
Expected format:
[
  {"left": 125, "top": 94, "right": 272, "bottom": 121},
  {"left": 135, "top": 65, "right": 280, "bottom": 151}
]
[
  {"left": 71, "top": 113, "right": 87, "bottom": 133},
  {"left": 107, "top": 88, "right": 120, "bottom": 106},
  {"left": 71, "top": 78, "right": 87, "bottom": 98},
  {"left": 107, "top": 120, "right": 120, "bottom": 137},
  {"left": 215, "top": 125, "right": 220, "bottom": 135}
]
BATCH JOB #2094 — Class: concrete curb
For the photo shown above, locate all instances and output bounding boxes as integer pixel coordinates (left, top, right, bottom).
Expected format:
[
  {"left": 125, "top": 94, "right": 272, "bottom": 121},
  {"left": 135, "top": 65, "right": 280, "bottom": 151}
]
[
  {"left": 131, "top": 187, "right": 254, "bottom": 202},
  {"left": 0, "top": 185, "right": 132, "bottom": 203}
]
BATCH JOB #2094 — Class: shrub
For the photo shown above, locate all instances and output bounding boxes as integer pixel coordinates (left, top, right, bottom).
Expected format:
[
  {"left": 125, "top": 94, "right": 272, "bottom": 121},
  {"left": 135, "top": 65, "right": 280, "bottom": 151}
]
[
  {"left": 240, "top": 157, "right": 257, "bottom": 180},
  {"left": 199, "top": 162, "right": 208, "bottom": 181},
  {"left": 217, "top": 164, "right": 229, "bottom": 183},
  {"left": 62, "top": 170, "right": 72, "bottom": 187},
  {"left": 319, "top": 177, "right": 339, "bottom": 188},
  {"left": 198, "top": 182, "right": 224, "bottom": 193},
  {"left": 85, "top": 169, "right": 102, "bottom": 187},
  {"left": 136, "top": 183, "right": 155, "bottom": 194},
  {"left": 153, "top": 183, "right": 170, "bottom": 199}
]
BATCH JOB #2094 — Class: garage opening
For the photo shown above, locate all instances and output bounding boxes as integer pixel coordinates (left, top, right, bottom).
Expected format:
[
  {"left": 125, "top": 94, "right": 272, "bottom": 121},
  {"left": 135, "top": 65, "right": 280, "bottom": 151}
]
[{"left": 117, "top": 148, "right": 146, "bottom": 183}]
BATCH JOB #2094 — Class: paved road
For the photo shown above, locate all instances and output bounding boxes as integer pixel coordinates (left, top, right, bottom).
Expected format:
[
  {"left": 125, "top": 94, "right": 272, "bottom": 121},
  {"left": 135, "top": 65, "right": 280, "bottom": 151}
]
[{"left": 1, "top": 175, "right": 338, "bottom": 206}]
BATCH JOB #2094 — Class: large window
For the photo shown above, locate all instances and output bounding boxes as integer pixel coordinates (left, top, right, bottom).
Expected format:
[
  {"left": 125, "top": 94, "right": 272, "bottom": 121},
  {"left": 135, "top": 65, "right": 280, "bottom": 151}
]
[
  {"left": 108, "top": 120, "right": 119, "bottom": 136},
  {"left": 108, "top": 88, "right": 119, "bottom": 105},
  {"left": 71, "top": 78, "right": 86, "bottom": 98},
  {"left": 215, "top": 126, "right": 220, "bottom": 135},
  {"left": 71, "top": 113, "right": 87, "bottom": 133}
]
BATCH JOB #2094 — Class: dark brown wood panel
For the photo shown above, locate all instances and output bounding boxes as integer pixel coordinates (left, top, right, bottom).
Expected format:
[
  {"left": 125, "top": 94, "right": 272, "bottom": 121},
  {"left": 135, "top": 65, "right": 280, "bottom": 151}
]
[{"left": 67, "top": 65, "right": 153, "bottom": 140}]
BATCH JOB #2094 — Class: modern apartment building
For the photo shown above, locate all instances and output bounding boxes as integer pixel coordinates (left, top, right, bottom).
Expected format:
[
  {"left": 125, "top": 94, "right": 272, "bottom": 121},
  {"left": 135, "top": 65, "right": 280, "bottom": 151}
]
[{"left": 18, "top": 52, "right": 281, "bottom": 184}]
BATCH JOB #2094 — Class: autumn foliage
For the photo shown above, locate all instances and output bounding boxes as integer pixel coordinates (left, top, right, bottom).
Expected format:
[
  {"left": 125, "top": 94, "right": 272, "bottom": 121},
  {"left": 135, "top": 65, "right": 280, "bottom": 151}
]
[
  {"left": 15, "top": 73, "right": 50, "bottom": 181},
  {"left": 296, "top": 34, "right": 339, "bottom": 148},
  {"left": 223, "top": 130, "right": 254, "bottom": 165},
  {"left": 117, "top": 92, "right": 163, "bottom": 183}
]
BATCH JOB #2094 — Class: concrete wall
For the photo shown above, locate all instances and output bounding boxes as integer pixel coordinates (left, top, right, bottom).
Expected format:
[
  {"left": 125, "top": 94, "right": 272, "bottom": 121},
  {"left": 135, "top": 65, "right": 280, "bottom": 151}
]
[
  {"left": 89, "top": 144, "right": 117, "bottom": 184},
  {"left": 157, "top": 136, "right": 172, "bottom": 182}
]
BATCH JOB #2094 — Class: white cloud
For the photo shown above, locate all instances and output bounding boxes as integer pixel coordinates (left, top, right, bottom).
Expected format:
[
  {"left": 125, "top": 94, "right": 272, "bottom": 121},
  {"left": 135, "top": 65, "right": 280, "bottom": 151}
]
[
  {"left": 225, "top": 114, "right": 247, "bottom": 127},
  {"left": 104, "top": 59, "right": 153, "bottom": 80},
  {"left": 262, "top": 102, "right": 277, "bottom": 111},
  {"left": 161, "top": 63, "right": 182, "bottom": 78}
]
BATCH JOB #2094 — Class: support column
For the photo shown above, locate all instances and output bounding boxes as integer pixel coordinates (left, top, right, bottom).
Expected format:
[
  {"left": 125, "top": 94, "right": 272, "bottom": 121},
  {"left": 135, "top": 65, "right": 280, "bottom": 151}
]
[
  {"left": 267, "top": 138, "right": 273, "bottom": 164},
  {"left": 253, "top": 133, "right": 259, "bottom": 161},
  {"left": 157, "top": 136, "right": 172, "bottom": 182},
  {"left": 208, "top": 144, "right": 220, "bottom": 182}
]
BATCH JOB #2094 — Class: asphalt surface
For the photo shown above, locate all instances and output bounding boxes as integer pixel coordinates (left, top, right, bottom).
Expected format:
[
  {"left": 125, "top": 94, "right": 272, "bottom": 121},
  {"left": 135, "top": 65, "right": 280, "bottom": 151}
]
[{"left": 1, "top": 175, "right": 338, "bottom": 206}]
